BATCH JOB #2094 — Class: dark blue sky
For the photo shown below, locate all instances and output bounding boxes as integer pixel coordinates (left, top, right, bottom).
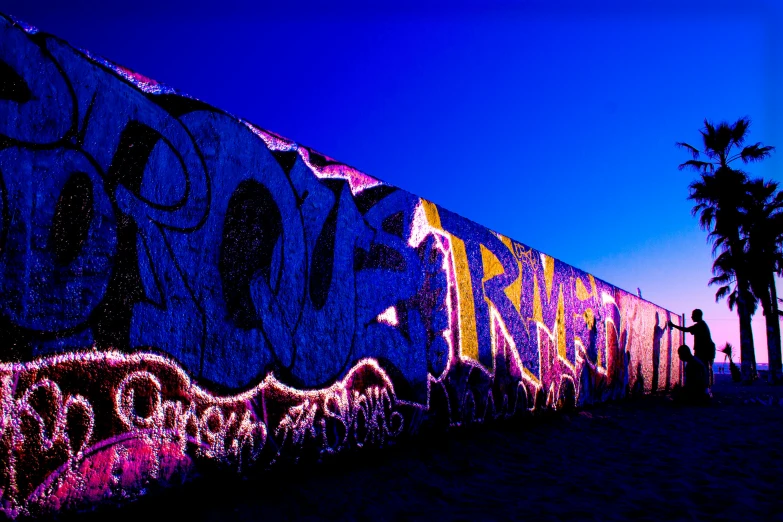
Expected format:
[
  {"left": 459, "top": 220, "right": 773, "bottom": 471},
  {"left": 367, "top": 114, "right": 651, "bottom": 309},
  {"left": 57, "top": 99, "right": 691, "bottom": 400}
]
[{"left": 5, "top": 0, "right": 783, "bottom": 360}]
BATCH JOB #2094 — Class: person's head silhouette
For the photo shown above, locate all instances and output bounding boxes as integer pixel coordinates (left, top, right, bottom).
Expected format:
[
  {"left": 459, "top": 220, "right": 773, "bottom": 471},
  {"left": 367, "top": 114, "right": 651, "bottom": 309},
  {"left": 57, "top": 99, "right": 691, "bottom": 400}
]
[
  {"left": 678, "top": 344, "right": 694, "bottom": 362},
  {"left": 691, "top": 309, "right": 703, "bottom": 322}
]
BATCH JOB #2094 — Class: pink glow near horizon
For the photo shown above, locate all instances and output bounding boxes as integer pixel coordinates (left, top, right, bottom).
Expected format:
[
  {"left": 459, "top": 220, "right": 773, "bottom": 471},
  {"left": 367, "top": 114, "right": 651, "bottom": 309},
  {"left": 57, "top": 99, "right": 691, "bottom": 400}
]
[{"left": 605, "top": 248, "right": 778, "bottom": 365}]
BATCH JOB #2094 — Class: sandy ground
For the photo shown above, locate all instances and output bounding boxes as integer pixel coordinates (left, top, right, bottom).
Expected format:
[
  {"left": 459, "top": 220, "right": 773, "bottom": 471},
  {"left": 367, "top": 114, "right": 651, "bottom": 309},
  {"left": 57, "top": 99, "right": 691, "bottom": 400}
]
[{"left": 53, "top": 374, "right": 783, "bottom": 522}]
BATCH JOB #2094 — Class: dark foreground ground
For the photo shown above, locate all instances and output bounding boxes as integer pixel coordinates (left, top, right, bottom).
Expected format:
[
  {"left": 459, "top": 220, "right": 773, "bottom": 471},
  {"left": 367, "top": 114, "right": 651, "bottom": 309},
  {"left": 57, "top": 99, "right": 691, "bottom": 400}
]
[{"left": 53, "top": 375, "right": 783, "bottom": 521}]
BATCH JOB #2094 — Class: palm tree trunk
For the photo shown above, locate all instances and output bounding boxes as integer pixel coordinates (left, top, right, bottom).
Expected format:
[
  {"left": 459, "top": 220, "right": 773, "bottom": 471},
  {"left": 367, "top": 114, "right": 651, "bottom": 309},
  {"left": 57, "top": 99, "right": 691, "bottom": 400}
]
[
  {"left": 767, "top": 273, "right": 782, "bottom": 382},
  {"left": 756, "top": 281, "right": 780, "bottom": 383},
  {"left": 736, "top": 276, "right": 757, "bottom": 383},
  {"left": 730, "top": 230, "right": 757, "bottom": 383}
]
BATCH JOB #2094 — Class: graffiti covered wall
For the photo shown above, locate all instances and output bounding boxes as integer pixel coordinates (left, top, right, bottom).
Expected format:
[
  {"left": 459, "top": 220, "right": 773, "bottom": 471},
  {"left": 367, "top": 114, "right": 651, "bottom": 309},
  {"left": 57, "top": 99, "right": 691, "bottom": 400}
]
[{"left": 0, "top": 14, "right": 684, "bottom": 518}]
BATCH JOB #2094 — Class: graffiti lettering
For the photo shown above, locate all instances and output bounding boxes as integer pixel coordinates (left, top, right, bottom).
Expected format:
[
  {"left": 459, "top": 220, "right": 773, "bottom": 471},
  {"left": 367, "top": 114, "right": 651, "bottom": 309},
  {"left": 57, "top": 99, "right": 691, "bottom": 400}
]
[{"left": 0, "top": 13, "right": 684, "bottom": 518}]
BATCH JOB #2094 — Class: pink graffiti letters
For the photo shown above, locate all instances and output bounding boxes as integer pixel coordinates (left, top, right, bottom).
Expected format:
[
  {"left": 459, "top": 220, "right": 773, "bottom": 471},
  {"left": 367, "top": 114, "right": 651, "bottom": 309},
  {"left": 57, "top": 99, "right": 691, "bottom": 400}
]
[{"left": 0, "top": 352, "right": 411, "bottom": 518}]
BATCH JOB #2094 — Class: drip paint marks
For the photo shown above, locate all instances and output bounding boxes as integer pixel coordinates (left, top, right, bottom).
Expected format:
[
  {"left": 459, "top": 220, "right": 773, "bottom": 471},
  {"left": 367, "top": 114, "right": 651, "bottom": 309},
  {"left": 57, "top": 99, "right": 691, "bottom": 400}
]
[{"left": 0, "top": 14, "right": 683, "bottom": 518}]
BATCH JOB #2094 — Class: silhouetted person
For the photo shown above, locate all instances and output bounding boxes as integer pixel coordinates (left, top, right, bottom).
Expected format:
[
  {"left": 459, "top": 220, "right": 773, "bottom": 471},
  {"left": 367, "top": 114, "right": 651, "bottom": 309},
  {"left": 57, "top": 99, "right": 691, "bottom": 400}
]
[
  {"left": 651, "top": 312, "right": 665, "bottom": 392},
  {"left": 673, "top": 345, "right": 709, "bottom": 405},
  {"left": 669, "top": 309, "right": 715, "bottom": 387}
]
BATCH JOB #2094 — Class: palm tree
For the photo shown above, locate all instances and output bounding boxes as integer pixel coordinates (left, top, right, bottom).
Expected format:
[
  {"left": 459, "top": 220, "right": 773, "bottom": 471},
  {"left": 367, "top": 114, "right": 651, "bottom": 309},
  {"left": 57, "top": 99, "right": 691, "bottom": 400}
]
[
  {"left": 709, "top": 245, "right": 759, "bottom": 377},
  {"left": 677, "top": 116, "right": 775, "bottom": 382},
  {"left": 720, "top": 342, "right": 742, "bottom": 381},
  {"left": 710, "top": 248, "right": 750, "bottom": 314},
  {"left": 742, "top": 179, "right": 783, "bottom": 382},
  {"left": 720, "top": 341, "right": 734, "bottom": 365}
]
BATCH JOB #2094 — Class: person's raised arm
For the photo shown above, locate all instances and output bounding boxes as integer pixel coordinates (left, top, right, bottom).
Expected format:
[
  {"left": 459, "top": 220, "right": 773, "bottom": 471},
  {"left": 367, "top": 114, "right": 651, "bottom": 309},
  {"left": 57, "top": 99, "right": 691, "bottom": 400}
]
[{"left": 668, "top": 321, "right": 694, "bottom": 333}]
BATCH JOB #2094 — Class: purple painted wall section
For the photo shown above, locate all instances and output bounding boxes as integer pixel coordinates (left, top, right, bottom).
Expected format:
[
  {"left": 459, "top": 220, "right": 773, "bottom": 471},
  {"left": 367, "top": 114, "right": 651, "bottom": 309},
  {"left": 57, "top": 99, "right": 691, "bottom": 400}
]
[{"left": 0, "top": 14, "right": 683, "bottom": 518}]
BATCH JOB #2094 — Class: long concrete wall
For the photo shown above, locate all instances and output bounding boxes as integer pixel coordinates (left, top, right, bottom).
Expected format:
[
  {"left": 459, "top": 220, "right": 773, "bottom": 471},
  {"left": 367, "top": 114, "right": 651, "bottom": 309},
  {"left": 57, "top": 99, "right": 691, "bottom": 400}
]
[{"left": 0, "top": 14, "right": 684, "bottom": 518}]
